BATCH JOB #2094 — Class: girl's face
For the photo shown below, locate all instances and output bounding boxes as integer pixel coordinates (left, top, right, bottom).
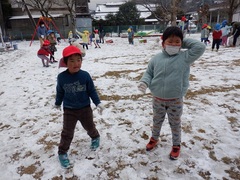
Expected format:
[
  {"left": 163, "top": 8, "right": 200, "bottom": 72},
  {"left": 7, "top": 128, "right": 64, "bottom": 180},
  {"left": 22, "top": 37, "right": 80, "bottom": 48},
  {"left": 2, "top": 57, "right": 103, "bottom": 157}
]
[
  {"left": 67, "top": 54, "right": 82, "bottom": 74},
  {"left": 162, "top": 35, "right": 182, "bottom": 48}
]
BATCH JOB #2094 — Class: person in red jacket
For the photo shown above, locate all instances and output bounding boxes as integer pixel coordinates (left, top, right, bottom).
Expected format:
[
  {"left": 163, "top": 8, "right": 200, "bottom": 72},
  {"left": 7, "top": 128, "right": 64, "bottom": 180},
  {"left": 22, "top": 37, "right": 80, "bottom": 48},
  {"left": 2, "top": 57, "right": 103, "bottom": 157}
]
[
  {"left": 37, "top": 40, "right": 52, "bottom": 67},
  {"left": 212, "top": 23, "right": 222, "bottom": 52}
]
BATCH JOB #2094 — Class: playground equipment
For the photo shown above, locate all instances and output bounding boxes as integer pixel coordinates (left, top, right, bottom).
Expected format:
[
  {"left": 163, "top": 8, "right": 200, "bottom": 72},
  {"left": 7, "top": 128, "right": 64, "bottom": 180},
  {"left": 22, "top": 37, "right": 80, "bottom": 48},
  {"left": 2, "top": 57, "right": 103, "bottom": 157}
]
[{"left": 29, "top": 17, "right": 65, "bottom": 46}]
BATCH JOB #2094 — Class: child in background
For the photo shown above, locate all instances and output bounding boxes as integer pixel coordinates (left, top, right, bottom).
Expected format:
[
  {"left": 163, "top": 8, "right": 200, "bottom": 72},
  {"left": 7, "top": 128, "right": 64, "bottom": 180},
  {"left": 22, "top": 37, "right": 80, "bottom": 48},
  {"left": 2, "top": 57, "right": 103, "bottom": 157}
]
[
  {"left": 37, "top": 40, "right": 52, "bottom": 67},
  {"left": 178, "top": 16, "right": 188, "bottom": 38},
  {"left": 212, "top": 23, "right": 222, "bottom": 52},
  {"left": 55, "top": 45, "right": 104, "bottom": 168},
  {"left": 221, "top": 20, "right": 232, "bottom": 47},
  {"left": 99, "top": 29, "right": 105, "bottom": 43},
  {"left": 89, "top": 32, "right": 94, "bottom": 46},
  {"left": 201, "top": 24, "right": 208, "bottom": 45},
  {"left": 47, "top": 30, "right": 58, "bottom": 63},
  {"left": 138, "top": 26, "right": 205, "bottom": 160},
  {"left": 68, "top": 31, "right": 73, "bottom": 44},
  {"left": 55, "top": 32, "right": 61, "bottom": 44},
  {"left": 127, "top": 26, "right": 134, "bottom": 45},
  {"left": 205, "top": 25, "right": 212, "bottom": 44},
  {"left": 37, "top": 21, "right": 47, "bottom": 47},
  {"left": 75, "top": 29, "right": 90, "bottom": 50},
  {"left": 93, "top": 29, "right": 101, "bottom": 48}
]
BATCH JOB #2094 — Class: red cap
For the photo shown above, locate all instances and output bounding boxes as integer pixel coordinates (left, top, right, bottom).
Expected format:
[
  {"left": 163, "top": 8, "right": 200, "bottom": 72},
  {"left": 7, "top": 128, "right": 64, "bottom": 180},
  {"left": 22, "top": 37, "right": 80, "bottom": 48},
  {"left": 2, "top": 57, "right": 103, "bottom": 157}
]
[
  {"left": 43, "top": 40, "right": 50, "bottom": 46},
  {"left": 202, "top": 24, "right": 208, "bottom": 28},
  {"left": 181, "top": 16, "right": 187, "bottom": 21},
  {"left": 62, "top": 45, "right": 82, "bottom": 58}
]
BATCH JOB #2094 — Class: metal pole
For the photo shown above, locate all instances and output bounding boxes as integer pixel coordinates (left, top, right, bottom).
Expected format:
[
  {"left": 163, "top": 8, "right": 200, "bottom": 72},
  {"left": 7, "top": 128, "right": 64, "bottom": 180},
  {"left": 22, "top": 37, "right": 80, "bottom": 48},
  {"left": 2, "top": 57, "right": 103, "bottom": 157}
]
[{"left": 0, "top": 26, "right": 5, "bottom": 47}]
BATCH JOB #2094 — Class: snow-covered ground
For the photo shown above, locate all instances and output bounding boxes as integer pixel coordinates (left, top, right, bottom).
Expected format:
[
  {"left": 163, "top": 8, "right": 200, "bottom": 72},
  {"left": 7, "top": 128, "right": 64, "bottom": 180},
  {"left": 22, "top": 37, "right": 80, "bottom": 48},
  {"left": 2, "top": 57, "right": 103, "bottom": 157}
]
[{"left": 0, "top": 33, "right": 239, "bottom": 179}]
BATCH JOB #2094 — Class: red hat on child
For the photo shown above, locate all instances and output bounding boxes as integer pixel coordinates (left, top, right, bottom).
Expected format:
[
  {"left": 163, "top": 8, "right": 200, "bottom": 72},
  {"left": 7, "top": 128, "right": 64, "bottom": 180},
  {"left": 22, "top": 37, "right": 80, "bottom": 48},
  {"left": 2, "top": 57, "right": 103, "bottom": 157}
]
[
  {"left": 202, "top": 24, "right": 208, "bottom": 29},
  {"left": 181, "top": 16, "right": 187, "bottom": 21},
  {"left": 62, "top": 45, "right": 82, "bottom": 58},
  {"left": 43, "top": 40, "right": 50, "bottom": 46}
]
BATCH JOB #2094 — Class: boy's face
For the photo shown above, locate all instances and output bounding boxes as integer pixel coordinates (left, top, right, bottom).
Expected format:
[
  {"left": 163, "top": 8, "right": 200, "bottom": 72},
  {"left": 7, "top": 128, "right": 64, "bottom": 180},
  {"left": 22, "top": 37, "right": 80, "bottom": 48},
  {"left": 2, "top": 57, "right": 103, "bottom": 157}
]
[
  {"left": 67, "top": 54, "right": 82, "bottom": 74},
  {"left": 162, "top": 35, "right": 182, "bottom": 48}
]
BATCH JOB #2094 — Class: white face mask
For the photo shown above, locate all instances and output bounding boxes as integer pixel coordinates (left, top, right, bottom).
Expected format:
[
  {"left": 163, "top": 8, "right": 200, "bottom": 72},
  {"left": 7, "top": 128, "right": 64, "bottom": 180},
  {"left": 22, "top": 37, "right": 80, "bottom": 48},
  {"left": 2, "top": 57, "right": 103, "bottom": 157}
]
[
  {"left": 164, "top": 45, "right": 181, "bottom": 55},
  {"left": 41, "top": 24, "right": 44, "bottom": 27}
]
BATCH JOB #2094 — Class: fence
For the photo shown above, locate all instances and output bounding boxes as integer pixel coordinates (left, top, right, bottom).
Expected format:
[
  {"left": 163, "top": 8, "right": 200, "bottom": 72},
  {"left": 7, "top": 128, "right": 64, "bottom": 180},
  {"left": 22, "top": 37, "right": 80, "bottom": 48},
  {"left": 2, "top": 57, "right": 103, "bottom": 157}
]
[{"left": 5, "top": 22, "right": 205, "bottom": 41}]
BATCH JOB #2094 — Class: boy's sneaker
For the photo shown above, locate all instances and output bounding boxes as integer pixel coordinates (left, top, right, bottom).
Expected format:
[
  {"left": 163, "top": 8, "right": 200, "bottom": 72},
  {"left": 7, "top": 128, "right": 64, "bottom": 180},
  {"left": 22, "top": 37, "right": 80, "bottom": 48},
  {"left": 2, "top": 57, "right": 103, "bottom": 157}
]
[
  {"left": 91, "top": 137, "right": 100, "bottom": 150},
  {"left": 58, "top": 153, "right": 71, "bottom": 168},
  {"left": 146, "top": 137, "right": 159, "bottom": 151},
  {"left": 169, "top": 145, "right": 181, "bottom": 160}
]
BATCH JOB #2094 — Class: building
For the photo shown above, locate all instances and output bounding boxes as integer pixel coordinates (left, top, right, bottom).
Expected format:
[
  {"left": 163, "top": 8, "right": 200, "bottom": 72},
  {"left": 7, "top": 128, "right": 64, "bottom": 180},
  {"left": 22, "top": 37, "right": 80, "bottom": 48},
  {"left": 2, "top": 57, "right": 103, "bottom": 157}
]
[
  {"left": 75, "top": 0, "right": 92, "bottom": 33},
  {"left": 93, "top": 2, "right": 156, "bottom": 24},
  {"left": 233, "top": 6, "right": 240, "bottom": 22},
  {"left": 6, "top": 0, "right": 80, "bottom": 40}
]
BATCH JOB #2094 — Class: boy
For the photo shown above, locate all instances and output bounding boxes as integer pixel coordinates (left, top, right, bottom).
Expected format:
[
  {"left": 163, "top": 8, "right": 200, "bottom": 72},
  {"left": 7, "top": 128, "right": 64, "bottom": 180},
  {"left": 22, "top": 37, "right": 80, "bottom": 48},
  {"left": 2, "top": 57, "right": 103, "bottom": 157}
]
[
  {"left": 55, "top": 45, "right": 104, "bottom": 168},
  {"left": 212, "top": 23, "right": 222, "bottom": 52},
  {"left": 47, "top": 30, "right": 58, "bottom": 63},
  {"left": 138, "top": 26, "right": 205, "bottom": 160}
]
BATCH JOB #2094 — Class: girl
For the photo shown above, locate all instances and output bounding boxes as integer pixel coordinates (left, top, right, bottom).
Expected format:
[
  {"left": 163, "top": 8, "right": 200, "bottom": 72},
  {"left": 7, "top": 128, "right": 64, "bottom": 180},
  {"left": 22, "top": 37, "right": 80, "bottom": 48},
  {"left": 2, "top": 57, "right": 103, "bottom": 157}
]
[{"left": 37, "top": 40, "right": 52, "bottom": 67}]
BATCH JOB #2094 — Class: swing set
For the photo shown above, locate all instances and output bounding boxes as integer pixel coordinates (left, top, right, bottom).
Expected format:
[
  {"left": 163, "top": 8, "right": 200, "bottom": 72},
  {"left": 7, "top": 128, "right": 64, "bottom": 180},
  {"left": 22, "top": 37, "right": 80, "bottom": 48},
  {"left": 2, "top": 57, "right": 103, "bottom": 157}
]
[{"left": 29, "top": 16, "right": 65, "bottom": 46}]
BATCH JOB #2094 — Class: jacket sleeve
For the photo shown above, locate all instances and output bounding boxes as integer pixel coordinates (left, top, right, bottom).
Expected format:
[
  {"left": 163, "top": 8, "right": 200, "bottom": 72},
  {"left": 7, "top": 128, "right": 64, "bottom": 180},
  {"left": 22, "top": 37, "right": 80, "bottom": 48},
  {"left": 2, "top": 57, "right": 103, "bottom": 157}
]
[
  {"left": 182, "top": 38, "right": 206, "bottom": 64},
  {"left": 87, "top": 74, "right": 101, "bottom": 106},
  {"left": 55, "top": 75, "right": 64, "bottom": 106},
  {"left": 139, "top": 58, "right": 155, "bottom": 86},
  {"left": 76, "top": 29, "right": 84, "bottom": 37}
]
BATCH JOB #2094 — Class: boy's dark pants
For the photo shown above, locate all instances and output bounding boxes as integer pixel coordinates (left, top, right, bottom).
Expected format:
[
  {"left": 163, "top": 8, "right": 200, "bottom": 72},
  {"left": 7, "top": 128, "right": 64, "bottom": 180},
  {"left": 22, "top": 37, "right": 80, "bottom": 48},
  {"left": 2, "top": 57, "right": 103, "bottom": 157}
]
[
  {"left": 58, "top": 106, "right": 99, "bottom": 154},
  {"left": 212, "top": 39, "right": 221, "bottom": 50}
]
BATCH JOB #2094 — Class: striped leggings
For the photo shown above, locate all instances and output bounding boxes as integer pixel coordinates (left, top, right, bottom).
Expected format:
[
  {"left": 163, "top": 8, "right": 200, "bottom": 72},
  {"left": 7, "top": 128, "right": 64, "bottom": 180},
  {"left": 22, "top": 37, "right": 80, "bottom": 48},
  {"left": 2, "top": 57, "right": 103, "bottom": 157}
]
[{"left": 151, "top": 97, "right": 183, "bottom": 146}]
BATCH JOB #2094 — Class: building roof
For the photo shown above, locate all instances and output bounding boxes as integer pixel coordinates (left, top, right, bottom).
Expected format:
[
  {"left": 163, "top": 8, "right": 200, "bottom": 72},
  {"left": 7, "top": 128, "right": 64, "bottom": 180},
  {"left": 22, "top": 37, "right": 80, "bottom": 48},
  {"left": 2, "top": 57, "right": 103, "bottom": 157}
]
[{"left": 9, "top": 14, "right": 64, "bottom": 20}]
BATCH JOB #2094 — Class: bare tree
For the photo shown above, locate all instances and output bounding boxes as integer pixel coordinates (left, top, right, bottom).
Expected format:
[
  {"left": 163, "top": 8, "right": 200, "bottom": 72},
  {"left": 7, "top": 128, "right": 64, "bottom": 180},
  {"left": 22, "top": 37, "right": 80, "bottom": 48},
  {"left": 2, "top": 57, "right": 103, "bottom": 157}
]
[
  {"left": 12, "top": 0, "right": 58, "bottom": 17},
  {"left": 61, "top": 0, "right": 76, "bottom": 30},
  {"left": 198, "top": 3, "right": 209, "bottom": 24},
  {"left": 139, "top": 0, "right": 182, "bottom": 25},
  {"left": 225, "top": 0, "right": 240, "bottom": 22}
]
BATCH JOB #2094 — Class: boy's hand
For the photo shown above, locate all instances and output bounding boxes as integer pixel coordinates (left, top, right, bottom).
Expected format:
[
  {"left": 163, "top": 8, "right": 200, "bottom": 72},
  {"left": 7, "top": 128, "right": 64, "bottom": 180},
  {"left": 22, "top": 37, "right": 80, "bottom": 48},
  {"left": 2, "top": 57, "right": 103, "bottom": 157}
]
[
  {"left": 54, "top": 105, "right": 61, "bottom": 111},
  {"left": 97, "top": 103, "right": 105, "bottom": 115},
  {"left": 138, "top": 82, "right": 147, "bottom": 94}
]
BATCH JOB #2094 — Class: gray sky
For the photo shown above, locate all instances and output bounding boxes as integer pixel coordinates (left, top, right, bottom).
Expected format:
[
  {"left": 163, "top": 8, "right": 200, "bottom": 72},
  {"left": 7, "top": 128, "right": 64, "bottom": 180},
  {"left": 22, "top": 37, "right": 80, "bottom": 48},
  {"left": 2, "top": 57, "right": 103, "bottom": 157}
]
[{"left": 89, "top": 0, "right": 124, "bottom": 10}]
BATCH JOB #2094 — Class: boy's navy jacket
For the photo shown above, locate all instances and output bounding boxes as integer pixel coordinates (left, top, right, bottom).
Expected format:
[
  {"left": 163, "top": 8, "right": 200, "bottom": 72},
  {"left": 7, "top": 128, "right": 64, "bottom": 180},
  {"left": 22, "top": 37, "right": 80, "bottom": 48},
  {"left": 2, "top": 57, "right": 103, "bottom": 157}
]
[
  {"left": 140, "top": 38, "right": 206, "bottom": 99},
  {"left": 55, "top": 69, "right": 101, "bottom": 109}
]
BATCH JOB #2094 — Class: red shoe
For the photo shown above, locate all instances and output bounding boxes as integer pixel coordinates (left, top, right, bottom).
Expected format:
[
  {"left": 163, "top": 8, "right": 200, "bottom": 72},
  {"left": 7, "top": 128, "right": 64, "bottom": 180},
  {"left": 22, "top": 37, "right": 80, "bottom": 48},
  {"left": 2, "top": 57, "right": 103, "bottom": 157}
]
[
  {"left": 146, "top": 137, "right": 159, "bottom": 151},
  {"left": 169, "top": 145, "right": 181, "bottom": 160}
]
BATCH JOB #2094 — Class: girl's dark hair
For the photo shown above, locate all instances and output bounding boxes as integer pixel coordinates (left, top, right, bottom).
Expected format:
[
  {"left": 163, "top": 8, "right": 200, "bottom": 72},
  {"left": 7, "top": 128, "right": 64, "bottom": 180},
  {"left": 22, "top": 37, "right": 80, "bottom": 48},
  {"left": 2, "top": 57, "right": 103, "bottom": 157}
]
[
  {"left": 63, "top": 54, "right": 82, "bottom": 65},
  {"left": 162, "top": 26, "right": 183, "bottom": 43}
]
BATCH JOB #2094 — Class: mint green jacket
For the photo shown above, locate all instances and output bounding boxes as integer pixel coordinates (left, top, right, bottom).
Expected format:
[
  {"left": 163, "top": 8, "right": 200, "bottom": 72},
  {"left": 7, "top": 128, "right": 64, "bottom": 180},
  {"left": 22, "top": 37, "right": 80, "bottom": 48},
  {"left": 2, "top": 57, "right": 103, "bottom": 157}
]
[{"left": 140, "top": 38, "right": 205, "bottom": 99}]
